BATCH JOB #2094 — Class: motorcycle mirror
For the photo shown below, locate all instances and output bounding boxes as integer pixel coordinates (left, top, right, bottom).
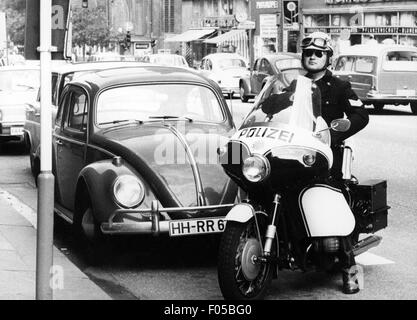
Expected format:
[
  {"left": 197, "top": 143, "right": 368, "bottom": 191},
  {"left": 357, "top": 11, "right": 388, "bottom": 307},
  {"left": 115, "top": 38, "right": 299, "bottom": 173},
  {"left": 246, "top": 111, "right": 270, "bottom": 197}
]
[{"left": 330, "top": 119, "right": 351, "bottom": 132}]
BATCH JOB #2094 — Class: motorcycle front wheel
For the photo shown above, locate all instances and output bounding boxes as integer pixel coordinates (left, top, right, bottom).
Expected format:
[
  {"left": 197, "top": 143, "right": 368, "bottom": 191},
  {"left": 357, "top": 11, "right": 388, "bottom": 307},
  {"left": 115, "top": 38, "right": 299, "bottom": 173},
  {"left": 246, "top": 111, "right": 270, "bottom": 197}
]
[{"left": 218, "top": 219, "right": 273, "bottom": 300}]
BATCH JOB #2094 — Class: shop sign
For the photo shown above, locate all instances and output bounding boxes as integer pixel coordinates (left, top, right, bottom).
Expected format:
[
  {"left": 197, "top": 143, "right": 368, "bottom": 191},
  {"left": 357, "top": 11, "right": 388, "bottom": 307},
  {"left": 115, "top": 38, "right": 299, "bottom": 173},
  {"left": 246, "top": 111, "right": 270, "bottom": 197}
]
[
  {"left": 325, "top": 0, "right": 390, "bottom": 4},
  {"left": 305, "top": 26, "right": 417, "bottom": 34},
  {"left": 256, "top": 1, "right": 279, "bottom": 9},
  {"left": 260, "top": 14, "right": 278, "bottom": 38},
  {"left": 203, "top": 16, "right": 237, "bottom": 28}
]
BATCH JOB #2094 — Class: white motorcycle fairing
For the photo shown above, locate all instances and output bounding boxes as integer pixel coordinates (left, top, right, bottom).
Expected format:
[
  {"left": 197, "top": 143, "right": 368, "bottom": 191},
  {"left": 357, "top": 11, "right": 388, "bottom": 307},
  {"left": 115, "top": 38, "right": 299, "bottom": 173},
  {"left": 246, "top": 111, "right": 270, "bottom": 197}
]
[
  {"left": 224, "top": 203, "right": 255, "bottom": 223},
  {"left": 299, "top": 185, "right": 355, "bottom": 237}
]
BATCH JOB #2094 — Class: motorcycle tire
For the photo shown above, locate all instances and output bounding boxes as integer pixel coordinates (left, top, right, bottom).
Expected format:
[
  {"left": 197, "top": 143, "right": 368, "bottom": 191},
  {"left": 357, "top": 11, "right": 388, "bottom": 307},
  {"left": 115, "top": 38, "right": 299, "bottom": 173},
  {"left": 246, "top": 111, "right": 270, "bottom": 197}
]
[{"left": 218, "top": 220, "right": 273, "bottom": 300}]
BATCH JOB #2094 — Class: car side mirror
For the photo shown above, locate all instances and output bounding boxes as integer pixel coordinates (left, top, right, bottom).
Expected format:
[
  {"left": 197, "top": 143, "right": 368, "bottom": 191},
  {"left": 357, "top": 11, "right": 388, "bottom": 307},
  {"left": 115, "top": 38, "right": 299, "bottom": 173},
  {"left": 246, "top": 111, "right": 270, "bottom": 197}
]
[{"left": 330, "top": 118, "right": 351, "bottom": 132}]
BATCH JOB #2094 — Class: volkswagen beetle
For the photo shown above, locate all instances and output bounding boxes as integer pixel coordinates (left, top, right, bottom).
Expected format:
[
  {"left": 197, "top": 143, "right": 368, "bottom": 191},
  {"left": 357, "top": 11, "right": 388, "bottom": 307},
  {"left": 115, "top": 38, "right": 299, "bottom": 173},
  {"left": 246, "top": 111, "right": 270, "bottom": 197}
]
[{"left": 52, "top": 65, "right": 238, "bottom": 257}]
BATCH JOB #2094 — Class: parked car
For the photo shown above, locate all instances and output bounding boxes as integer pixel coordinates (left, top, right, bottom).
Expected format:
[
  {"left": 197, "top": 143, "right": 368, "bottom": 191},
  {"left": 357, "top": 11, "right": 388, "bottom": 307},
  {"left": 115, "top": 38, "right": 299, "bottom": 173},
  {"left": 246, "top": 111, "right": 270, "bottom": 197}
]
[
  {"left": 86, "top": 52, "right": 136, "bottom": 62},
  {"left": 51, "top": 65, "right": 238, "bottom": 260},
  {"left": 198, "top": 53, "right": 249, "bottom": 98},
  {"left": 333, "top": 44, "right": 417, "bottom": 114},
  {"left": 0, "top": 65, "right": 40, "bottom": 149},
  {"left": 24, "top": 61, "right": 145, "bottom": 178},
  {"left": 139, "top": 53, "right": 191, "bottom": 69},
  {"left": 239, "top": 53, "right": 303, "bottom": 103}
]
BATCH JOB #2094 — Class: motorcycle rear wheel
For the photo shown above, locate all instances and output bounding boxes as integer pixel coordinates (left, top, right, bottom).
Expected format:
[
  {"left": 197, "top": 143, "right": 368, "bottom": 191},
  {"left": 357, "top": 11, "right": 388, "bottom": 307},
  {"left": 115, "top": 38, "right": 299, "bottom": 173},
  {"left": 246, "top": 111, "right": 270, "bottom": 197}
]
[{"left": 218, "top": 219, "right": 273, "bottom": 300}]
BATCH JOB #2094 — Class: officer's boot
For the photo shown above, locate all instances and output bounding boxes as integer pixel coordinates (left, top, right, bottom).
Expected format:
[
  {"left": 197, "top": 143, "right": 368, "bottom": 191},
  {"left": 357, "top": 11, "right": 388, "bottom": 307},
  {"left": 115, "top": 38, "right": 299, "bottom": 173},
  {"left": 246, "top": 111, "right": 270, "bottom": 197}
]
[{"left": 340, "top": 237, "right": 360, "bottom": 294}]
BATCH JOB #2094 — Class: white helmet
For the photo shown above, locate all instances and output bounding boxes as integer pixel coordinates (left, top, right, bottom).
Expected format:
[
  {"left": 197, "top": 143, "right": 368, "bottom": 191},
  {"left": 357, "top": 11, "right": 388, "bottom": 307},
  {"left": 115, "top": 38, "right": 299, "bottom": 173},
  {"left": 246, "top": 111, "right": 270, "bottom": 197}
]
[{"left": 301, "top": 31, "right": 334, "bottom": 57}]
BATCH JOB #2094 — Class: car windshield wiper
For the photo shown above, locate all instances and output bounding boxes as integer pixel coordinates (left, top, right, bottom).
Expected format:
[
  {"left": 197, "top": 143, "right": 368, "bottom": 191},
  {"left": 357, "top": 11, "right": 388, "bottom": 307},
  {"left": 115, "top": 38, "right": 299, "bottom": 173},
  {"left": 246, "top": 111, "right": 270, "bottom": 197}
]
[
  {"left": 99, "top": 119, "right": 143, "bottom": 125},
  {"left": 148, "top": 115, "right": 193, "bottom": 122}
]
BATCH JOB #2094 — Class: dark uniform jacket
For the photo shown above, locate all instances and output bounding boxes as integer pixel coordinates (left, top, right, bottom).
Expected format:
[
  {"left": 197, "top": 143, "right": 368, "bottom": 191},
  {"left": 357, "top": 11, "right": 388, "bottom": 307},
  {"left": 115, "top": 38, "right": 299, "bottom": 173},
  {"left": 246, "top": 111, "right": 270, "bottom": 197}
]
[{"left": 261, "top": 70, "right": 369, "bottom": 146}]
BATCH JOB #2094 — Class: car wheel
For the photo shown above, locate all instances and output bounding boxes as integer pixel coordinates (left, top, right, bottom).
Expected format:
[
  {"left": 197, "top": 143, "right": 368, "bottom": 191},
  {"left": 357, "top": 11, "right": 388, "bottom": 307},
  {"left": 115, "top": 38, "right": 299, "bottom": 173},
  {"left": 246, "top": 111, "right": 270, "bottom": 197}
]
[
  {"left": 410, "top": 102, "right": 417, "bottom": 115},
  {"left": 23, "top": 132, "right": 30, "bottom": 154},
  {"left": 239, "top": 84, "right": 249, "bottom": 103},
  {"left": 74, "top": 201, "right": 109, "bottom": 266},
  {"left": 373, "top": 103, "right": 385, "bottom": 112},
  {"left": 30, "top": 155, "right": 40, "bottom": 187}
]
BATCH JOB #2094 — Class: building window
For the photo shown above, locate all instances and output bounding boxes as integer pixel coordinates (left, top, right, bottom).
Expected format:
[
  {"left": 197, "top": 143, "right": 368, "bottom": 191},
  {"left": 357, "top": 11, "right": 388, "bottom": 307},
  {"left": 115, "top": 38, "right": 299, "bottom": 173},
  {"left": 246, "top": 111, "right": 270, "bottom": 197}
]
[{"left": 164, "top": 0, "right": 175, "bottom": 33}]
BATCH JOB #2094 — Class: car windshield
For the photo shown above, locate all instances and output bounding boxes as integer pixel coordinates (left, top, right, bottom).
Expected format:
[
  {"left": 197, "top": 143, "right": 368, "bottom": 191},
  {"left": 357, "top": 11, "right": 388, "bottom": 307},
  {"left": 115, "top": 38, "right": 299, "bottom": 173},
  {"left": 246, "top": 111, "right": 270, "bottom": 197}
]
[
  {"left": 217, "top": 58, "right": 246, "bottom": 69},
  {"left": 281, "top": 68, "right": 306, "bottom": 84},
  {"left": 0, "top": 69, "right": 39, "bottom": 92},
  {"left": 96, "top": 84, "right": 225, "bottom": 125},
  {"left": 275, "top": 59, "right": 302, "bottom": 70},
  {"left": 241, "top": 75, "right": 329, "bottom": 139}
]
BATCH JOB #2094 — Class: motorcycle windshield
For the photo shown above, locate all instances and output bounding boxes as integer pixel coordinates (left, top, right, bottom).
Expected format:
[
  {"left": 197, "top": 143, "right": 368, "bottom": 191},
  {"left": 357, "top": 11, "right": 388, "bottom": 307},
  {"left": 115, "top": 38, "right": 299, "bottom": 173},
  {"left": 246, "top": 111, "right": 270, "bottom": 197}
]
[{"left": 241, "top": 75, "right": 328, "bottom": 140}]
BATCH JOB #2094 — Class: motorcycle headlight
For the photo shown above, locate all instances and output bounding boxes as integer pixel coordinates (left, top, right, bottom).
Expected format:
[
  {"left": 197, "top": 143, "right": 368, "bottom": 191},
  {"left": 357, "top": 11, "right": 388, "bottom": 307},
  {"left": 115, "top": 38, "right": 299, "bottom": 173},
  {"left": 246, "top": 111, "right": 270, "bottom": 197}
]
[
  {"left": 242, "top": 154, "right": 270, "bottom": 183},
  {"left": 113, "top": 175, "right": 145, "bottom": 208}
]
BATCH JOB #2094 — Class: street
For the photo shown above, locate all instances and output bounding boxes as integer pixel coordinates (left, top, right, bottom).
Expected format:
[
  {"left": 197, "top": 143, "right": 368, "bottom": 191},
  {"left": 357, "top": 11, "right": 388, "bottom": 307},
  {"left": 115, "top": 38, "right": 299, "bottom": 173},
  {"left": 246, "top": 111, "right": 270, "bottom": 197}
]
[{"left": 0, "top": 100, "right": 416, "bottom": 300}]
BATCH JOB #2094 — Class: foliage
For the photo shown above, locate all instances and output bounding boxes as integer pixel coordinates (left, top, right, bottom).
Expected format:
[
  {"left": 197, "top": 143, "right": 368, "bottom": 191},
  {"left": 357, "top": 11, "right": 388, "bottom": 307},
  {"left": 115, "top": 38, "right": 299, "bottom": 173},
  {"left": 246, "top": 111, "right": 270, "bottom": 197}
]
[
  {"left": 71, "top": 4, "right": 112, "bottom": 47},
  {"left": 1, "top": 0, "right": 26, "bottom": 46}
]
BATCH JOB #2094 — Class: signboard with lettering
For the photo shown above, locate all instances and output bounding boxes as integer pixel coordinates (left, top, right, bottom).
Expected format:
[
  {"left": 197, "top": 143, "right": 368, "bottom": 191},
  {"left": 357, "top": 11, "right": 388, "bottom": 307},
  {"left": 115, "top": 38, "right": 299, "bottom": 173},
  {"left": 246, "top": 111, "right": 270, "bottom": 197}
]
[
  {"left": 260, "top": 14, "right": 278, "bottom": 38},
  {"left": 305, "top": 26, "right": 417, "bottom": 34},
  {"left": 256, "top": 1, "right": 279, "bottom": 9}
]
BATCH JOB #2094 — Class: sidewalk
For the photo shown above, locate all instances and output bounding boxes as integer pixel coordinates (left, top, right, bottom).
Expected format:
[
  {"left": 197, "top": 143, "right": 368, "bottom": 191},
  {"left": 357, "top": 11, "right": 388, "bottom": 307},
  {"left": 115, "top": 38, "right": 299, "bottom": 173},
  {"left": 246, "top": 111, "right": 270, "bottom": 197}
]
[{"left": 0, "top": 191, "right": 111, "bottom": 300}]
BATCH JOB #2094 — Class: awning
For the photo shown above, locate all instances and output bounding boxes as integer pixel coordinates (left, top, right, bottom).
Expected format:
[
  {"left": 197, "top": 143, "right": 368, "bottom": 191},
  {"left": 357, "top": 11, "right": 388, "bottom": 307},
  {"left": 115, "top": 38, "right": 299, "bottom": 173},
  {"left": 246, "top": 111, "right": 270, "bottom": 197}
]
[
  {"left": 204, "top": 29, "right": 249, "bottom": 61},
  {"left": 164, "top": 29, "right": 216, "bottom": 43},
  {"left": 203, "top": 29, "right": 247, "bottom": 44}
]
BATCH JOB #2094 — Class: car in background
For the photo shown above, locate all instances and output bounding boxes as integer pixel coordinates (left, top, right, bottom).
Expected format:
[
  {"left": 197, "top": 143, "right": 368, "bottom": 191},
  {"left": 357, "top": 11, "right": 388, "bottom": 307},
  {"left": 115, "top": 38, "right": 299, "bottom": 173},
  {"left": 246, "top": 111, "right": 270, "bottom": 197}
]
[
  {"left": 86, "top": 52, "right": 136, "bottom": 62},
  {"left": 239, "top": 53, "right": 303, "bottom": 103},
  {"left": 198, "top": 53, "right": 249, "bottom": 99},
  {"left": 24, "top": 61, "right": 145, "bottom": 179},
  {"left": 0, "top": 65, "right": 40, "bottom": 149},
  {"left": 139, "top": 53, "right": 190, "bottom": 69},
  {"left": 51, "top": 65, "right": 237, "bottom": 262},
  {"left": 333, "top": 44, "right": 417, "bottom": 114}
]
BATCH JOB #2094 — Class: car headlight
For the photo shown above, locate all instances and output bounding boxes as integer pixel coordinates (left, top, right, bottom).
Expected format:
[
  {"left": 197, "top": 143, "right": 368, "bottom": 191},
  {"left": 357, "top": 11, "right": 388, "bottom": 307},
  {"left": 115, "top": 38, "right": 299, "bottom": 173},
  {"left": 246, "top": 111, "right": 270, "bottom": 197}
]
[
  {"left": 113, "top": 175, "right": 145, "bottom": 208},
  {"left": 242, "top": 154, "right": 270, "bottom": 183}
]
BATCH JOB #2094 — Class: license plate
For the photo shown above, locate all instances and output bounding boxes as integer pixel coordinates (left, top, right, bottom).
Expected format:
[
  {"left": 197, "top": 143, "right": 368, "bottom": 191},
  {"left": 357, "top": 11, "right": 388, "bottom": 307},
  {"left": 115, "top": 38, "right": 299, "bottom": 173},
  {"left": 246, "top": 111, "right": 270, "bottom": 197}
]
[
  {"left": 396, "top": 89, "right": 416, "bottom": 96},
  {"left": 10, "top": 127, "right": 24, "bottom": 135},
  {"left": 169, "top": 217, "right": 226, "bottom": 237}
]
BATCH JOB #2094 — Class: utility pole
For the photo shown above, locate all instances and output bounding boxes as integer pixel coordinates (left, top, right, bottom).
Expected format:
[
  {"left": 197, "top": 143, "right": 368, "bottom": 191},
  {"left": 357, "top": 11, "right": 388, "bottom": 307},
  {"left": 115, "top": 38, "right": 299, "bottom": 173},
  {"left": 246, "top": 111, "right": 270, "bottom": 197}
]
[{"left": 36, "top": 0, "right": 54, "bottom": 300}]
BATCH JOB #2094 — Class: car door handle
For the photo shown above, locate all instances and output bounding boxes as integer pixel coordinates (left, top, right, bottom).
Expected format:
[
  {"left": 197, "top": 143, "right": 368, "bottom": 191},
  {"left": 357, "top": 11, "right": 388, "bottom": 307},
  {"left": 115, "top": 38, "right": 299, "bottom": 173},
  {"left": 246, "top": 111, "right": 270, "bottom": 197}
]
[
  {"left": 35, "top": 113, "right": 40, "bottom": 117},
  {"left": 348, "top": 75, "right": 353, "bottom": 79},
  {"left": 55, "top": 139, "right": 63, "bottom": 146}
]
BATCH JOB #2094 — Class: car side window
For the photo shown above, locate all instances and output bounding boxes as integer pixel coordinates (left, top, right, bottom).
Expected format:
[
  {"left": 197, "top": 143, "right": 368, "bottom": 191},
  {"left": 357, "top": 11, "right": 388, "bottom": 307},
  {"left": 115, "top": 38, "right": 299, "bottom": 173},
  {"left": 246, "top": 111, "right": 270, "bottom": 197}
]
[
  {"left": 51, "top": 74, "right": 58, "bottom": 105},
  {"left": 200, "top": 59, "right": 206, "bottom": 70},
  {"left": 66, "top": 90, "right": 88, "bottom": 132},
  {"left": 259, "top": 59, "right": 269, "bottom": 74},
  {"left": 253, "top": 59, "right": 260, "bottom": 72},
  {"left": 207, "top": 59, "right": 213, "bottom": 70}
]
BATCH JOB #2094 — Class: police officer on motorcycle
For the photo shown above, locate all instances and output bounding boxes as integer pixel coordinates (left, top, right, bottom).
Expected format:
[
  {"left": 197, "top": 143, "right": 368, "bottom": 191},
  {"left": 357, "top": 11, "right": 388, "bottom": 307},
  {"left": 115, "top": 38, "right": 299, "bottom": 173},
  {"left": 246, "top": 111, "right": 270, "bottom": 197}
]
[{"left": 262, "top": 32, "right": 369, "bottom": 294}]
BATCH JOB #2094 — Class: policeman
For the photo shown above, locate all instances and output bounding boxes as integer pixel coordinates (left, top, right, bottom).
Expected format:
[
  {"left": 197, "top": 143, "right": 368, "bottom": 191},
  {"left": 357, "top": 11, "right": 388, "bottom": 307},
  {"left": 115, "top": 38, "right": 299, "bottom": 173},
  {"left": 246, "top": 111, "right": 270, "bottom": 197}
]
[{"left": 262, "top": 32, "right": 369, "bottom": 294}]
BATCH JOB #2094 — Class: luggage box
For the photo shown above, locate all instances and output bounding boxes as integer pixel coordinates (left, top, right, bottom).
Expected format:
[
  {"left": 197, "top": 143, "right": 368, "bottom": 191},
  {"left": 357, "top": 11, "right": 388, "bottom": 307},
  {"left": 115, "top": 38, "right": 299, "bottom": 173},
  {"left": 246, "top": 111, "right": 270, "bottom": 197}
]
[{"left": 351, "top": 179, "right": 389, "bottom": 234}]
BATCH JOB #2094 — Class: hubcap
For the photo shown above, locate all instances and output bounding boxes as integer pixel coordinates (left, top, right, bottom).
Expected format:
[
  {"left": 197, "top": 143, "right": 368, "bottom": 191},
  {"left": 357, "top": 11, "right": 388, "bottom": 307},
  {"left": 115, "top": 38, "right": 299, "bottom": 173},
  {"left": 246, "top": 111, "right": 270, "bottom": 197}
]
[{"left": 241, "top": 238, "right": 262, "bottom": 281}]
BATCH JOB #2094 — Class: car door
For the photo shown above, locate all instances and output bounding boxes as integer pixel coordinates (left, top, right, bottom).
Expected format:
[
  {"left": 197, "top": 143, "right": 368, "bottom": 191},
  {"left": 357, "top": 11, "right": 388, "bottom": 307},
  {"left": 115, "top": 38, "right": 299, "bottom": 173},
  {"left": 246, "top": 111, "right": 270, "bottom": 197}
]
[
  {"left": 250, "top": 58, "right": 262, "bottom": 94},
  {"left": 53, "top": 86, "right": 88, "bottom": 213}
]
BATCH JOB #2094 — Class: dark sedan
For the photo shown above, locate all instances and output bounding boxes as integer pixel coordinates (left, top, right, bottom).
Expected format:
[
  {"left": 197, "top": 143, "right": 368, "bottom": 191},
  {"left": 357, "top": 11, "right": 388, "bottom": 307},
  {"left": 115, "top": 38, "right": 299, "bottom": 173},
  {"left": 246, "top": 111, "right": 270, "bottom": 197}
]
[
  {"left": 239, "top": 53, "right": 304, "bottom": 102},
  {"left": 52, "top": 65, "right": 238, "bottom": 260}
]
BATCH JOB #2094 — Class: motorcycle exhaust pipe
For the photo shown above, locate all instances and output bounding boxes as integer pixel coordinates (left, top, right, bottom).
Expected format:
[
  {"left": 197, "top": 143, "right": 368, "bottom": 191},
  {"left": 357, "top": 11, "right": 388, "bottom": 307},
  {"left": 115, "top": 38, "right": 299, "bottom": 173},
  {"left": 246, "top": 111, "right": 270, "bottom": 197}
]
[
  {"left": 353, "top": 235, "right": 382, "bottom": 257},
  {"left": 342, "top": 146, "right": 353, "bottom": 180}
]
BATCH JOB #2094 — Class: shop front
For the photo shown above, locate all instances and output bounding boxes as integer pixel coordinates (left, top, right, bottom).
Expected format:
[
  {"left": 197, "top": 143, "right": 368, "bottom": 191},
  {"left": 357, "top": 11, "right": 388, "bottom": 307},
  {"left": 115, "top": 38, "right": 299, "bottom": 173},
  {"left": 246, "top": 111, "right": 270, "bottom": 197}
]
[{"left": 302, "top": 0, "right": 417, "bottom": 55}]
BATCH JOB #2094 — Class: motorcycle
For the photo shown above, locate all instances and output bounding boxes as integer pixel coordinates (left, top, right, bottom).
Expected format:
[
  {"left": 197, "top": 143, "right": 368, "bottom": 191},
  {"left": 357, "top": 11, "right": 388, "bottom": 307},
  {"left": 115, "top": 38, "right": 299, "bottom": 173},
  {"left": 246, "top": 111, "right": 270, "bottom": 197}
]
[{"left": 217, "top": 75, "right": 389, "bottom": 300}]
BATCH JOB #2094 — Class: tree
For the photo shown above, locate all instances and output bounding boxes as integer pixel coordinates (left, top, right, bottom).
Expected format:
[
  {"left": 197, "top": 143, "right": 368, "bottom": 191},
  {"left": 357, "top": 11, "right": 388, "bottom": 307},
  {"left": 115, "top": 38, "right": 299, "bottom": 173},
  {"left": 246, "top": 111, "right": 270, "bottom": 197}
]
[
  {"left": 1, "top": 0, "right": 26, "bottom": 47},
  {"left": 71, "top": 4, "right": 111, "bottom": 48}
]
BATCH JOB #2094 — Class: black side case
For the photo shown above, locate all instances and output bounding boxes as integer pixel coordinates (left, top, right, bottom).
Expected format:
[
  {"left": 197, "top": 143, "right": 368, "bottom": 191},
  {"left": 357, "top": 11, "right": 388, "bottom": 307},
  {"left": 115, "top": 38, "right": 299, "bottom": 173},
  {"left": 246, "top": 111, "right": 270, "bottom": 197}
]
[{"left": 349, "top": 179, "right": 390, "bottom": 234}]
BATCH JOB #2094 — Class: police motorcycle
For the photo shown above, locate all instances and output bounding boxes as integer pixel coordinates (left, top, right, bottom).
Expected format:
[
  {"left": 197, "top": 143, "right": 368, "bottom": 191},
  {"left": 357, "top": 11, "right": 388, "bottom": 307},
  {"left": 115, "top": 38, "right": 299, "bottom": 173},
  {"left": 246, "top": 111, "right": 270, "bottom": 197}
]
[{"left": 217, "top": 75, "right": 389, "bottom": 300}]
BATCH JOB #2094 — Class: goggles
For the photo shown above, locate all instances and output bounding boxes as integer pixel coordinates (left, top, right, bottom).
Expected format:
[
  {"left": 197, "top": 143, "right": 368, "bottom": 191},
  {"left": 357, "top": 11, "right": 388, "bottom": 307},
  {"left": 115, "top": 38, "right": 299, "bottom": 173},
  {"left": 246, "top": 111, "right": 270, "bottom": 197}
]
[
  {"left": 301, "top": 37, "right": 330, "bottom": 50},
  {"left": 303, "top": 49, "right": 326, "bottom": 58}
]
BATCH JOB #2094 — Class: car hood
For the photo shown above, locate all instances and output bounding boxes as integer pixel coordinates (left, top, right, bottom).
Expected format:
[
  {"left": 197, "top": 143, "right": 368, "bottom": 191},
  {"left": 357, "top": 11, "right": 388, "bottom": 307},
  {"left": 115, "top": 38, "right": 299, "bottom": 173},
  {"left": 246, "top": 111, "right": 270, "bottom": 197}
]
[
  {"left": 0, "top": 92, "right": 34, "bottom": 122},
  {"left": 92, "top": 122, "right": 237, "bottom": 216}
]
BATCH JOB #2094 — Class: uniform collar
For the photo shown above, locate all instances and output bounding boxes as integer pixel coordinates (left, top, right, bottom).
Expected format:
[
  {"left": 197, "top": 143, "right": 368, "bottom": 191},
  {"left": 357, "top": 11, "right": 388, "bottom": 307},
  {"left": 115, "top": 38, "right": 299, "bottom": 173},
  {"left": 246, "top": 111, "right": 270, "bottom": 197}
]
[{"left": 306, "top": 69, "right": 333, "bottom": 83}]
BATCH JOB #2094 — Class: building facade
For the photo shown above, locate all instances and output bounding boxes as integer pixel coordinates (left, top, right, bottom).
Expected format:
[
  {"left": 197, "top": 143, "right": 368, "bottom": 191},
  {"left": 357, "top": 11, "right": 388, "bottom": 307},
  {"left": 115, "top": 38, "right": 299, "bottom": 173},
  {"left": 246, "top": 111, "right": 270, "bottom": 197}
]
[{"left": 302, "top": 0, "right": 417, "bottom": 55}]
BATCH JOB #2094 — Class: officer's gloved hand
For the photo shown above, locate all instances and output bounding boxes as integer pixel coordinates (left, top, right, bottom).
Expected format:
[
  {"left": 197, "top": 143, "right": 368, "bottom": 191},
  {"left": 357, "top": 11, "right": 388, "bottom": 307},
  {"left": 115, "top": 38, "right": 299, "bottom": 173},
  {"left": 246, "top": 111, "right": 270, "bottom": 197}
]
[{"left": 261, "top": 91, "right": 293, "bottom": 115}]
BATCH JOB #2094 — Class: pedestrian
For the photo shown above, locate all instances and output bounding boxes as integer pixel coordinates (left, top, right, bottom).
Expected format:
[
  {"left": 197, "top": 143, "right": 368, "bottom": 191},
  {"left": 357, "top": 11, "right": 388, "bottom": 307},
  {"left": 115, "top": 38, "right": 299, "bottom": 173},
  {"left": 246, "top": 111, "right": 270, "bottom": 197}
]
[{"left": 261, "top": 31, "right": 369, "bottom": 294}]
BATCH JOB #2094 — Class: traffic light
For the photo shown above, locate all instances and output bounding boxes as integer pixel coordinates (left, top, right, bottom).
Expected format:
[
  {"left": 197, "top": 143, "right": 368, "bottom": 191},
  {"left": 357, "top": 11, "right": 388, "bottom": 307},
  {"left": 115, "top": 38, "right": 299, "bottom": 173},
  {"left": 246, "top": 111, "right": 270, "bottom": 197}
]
[
  {"left": 125, "top": 31, "right": 131, "bottom": 49},
  {"left": 82, "top": 0, "right": 88, "bottom": 8},
  {"left": 283, "top": 1, "right": 299, "bottom": 25}
]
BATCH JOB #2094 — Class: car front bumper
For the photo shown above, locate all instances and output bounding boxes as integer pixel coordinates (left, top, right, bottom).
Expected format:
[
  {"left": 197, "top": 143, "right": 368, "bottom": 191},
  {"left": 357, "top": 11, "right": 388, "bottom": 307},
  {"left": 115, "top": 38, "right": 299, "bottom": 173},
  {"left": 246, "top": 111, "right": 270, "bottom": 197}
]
[
  {"left": 365, "top": 92, "right": 417, "bottom": 104},
  {"left": 101, "top": 202, "right": 234, "bottom": 237}
]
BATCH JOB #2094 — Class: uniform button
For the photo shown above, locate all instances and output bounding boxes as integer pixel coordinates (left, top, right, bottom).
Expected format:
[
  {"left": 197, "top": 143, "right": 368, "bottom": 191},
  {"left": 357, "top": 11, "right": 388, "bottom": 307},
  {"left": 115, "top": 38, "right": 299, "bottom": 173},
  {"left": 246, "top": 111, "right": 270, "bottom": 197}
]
[
  {"left": 327, "top": 82, "right": 331, "bottom": 86},
  {"left": 326, "top": 101, "right": 330, "bottom": 104}
]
